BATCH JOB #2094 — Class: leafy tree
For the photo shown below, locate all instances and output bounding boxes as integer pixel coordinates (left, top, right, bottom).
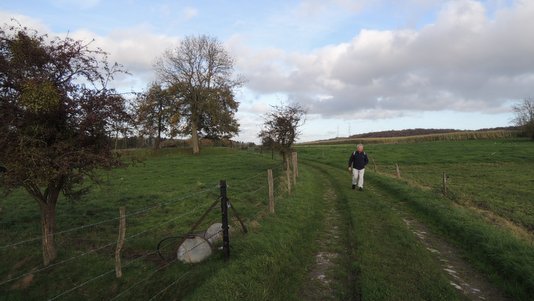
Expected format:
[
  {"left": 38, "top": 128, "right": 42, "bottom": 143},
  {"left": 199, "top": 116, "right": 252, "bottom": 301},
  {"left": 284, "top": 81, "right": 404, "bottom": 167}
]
[
  {"left": 0, "top": 24, "right": 129, "bottom": 265},
  {"left": 155, "top": 35, "right": 242, "bottom": 154},
  {"left": 513, "top": 97, "right": 534, "bottom": 140},
  {"left": 259, "top": 104, "right": 306, "bottom": 166},
  {"left": 135, "top": 83, "right": 176, "bottom": 149}
]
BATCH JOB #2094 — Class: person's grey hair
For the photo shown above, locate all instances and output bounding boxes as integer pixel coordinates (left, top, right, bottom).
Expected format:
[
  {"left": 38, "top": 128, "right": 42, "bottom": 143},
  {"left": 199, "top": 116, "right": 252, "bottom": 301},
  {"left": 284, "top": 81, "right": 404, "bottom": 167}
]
[{"left": 357, "top": 144, "right": 363, "bottom": 148}]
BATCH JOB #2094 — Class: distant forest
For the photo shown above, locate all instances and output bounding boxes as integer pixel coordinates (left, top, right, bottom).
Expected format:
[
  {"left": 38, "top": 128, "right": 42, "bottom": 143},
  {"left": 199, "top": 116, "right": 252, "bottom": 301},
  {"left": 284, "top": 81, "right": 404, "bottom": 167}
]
[{"left": 345, "top": 126, "right": 519, "bottom": 139}]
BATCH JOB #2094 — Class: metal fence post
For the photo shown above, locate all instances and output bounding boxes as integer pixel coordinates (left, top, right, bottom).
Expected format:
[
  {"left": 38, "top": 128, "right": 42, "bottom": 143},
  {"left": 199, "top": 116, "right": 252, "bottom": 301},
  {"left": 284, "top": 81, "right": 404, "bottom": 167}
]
[{"left": 220, "top": 180, "right": 230, "bottom": 260}]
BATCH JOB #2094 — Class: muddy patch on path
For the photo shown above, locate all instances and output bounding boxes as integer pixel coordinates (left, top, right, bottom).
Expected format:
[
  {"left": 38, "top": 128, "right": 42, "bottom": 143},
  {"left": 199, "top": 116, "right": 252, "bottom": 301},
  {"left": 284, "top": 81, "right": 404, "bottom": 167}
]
[
  {"left": 299, "top": 188, "right": 343, "bottom": 301},
  {"left": 402, "top": 216, "right": 510, "bottom": 301}
]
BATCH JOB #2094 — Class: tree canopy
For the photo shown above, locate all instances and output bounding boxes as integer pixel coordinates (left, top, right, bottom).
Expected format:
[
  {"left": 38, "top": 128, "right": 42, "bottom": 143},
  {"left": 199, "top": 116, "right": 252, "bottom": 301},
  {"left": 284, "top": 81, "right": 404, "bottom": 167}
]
[
  {"left": 134, "top": 82, "right": 176, "bottom": 149},
  {"left": 0, "top": 24, "right": 129, "bottom": 265},
  {"left": 259, "top": 104, "right": 306, "bottom": 164},
  {"left": 155, "top": 35, "right": 242, "bottom": 154}
]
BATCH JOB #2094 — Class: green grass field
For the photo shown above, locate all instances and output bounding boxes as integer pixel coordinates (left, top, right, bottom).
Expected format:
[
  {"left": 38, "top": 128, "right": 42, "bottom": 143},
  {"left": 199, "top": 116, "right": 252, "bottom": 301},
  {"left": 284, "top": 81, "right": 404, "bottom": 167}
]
[
  {"left": 298, "top": 139, "right": 534, "bottom": 231},
  {"left": 298, "top": 138, "right": 534, "bottom": 300},
  {"left": 1, "top": 138, "right": 533, "bottom": 300},
  {"left": 1, "top": 148, "right": 321, "bottom": 300}
]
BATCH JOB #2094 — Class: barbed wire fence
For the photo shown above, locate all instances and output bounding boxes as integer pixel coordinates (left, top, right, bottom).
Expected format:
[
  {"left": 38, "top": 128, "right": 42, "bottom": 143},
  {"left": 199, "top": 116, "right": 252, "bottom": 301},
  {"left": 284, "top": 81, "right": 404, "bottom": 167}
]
[{"left": 0, "top": 153, "right": 300, "bottom": 300}]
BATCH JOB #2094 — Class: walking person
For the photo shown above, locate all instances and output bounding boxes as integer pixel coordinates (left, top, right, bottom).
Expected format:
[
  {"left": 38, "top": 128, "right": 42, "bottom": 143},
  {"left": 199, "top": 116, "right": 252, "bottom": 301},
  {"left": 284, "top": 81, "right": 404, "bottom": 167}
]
[{"left": 348, "top": 144, "right": 369, "bottom": 191}]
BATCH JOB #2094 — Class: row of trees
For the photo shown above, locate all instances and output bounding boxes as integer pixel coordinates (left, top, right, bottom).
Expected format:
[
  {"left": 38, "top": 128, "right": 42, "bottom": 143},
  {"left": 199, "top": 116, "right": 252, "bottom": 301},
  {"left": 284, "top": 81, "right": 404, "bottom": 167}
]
[
  {"left": 0, "top": 25, "right": 246, "bottom": 265},
  {"left": 0, "top": 24, "right": 306, "bottom": 266}
]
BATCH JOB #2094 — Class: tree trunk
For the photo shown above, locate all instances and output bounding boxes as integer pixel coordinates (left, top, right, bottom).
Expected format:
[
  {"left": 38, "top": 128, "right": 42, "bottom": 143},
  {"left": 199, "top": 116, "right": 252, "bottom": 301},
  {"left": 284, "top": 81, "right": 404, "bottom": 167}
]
[
  {"left": 155, "top": 115, "right": 162, "bottom": 150},
  {"left": 26, "top": 181, "right": 61, "bottom": 266},
  {"left": 191, "top": 121, "right": 200, "bottom": 155},
  {"left": 154, "top": 136, "right": 161, "bottom": 150},
  {"left": 39, "top": 200, "right": 57, "bottom": 266}
]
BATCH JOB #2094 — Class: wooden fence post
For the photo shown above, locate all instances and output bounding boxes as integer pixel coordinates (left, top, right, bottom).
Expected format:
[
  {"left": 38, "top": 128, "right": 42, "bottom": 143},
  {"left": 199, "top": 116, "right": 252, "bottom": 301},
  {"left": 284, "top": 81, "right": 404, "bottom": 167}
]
[
  {"left": 371, "top": 157, "right": 377, "bottom": 172},
  {"left": 443, "top": 172, "right": 448, "bottom": 196},
  {"left": 395, "top": 163, "right": 401, "bottom": 178},
  {"left": 268, "top": 169, "right": 275, "bottom": 213},
  {"left": 292, "top": 152, "right": 299, "bottom": 178},
  {"left": 292, "top": 152, "right": 297, "bottom": 185},
  {"left": 115, "top": 206, "right": 126, "bottom": 278},
  {"left": 286, "top": 156, "right": 291, "bottom": 194}
]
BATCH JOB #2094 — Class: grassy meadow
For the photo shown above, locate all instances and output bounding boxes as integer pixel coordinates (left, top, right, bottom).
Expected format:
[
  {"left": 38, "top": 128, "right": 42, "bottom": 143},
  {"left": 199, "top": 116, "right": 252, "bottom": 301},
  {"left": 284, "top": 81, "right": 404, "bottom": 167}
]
[
  {"left": 1, "top": 137, "right": 533, "bottom": 300},
  {"left": 298, "top": 139, "right": 534, "bottom": 231},
  {"left": 0, "top": 148, "right": 327, "bottom": 300},
  {"left": 298, "top": 138, "right": 534, "bottom": 300}
]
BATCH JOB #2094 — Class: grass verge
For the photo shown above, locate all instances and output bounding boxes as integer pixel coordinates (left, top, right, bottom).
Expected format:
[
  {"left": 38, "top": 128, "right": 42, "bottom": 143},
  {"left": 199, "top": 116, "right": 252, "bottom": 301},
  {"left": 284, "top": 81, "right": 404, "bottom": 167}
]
[{"left": 370, "top": 172, "right": 534, "bottom": 300}]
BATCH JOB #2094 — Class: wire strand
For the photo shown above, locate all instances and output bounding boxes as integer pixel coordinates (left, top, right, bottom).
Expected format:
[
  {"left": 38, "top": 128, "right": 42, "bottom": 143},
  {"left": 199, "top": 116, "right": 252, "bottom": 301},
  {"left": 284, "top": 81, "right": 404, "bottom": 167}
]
[
  {"left": 47, "top": 249, "right": 160, "bottom": 301},
  {"left": 0, "top": 186, "right": 217, "bottom": 250},
  {"left": 109, "top": 257, "right": 180, "bottom": 301},
  {"left": 0, "top": 203, "right": 205, "bottom": 287},
  {"left": 147, "top": 270, "right": 192, "bottom": 301},
  {"left": 111, "top": 229, "right": 224, "bottom": 300}
]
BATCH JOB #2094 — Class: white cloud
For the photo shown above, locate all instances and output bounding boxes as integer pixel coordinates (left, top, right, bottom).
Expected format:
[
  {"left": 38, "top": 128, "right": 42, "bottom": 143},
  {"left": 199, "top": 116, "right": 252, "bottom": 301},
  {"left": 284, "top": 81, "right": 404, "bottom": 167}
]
[
  {"left": 3, "top": 0, "right": 533, "bottom": 127},
  {"left": 68, "top": 26, "right": 178, "bottom": 91},
  {"left": 232, "top": 0, "right": 534, "bottom": 119},
  {"left": 0, "top": 11, "right": 50, "bottom": 32},
  {"left": 0, "top": 14, "right": 178, "bottom": 92}
]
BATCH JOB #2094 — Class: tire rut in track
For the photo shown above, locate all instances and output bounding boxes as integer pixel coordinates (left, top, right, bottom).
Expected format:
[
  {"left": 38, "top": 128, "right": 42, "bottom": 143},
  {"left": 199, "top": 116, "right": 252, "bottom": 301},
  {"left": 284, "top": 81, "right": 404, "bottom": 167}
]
[
  {"left": 299, "top": 162, "right": 360, "bottom": 301},
  {"left": 373, "top": 186, "right": 511, "bottom": 301},
  {"left": 299, "top": 187, "right": 342, "bottom": 301}
]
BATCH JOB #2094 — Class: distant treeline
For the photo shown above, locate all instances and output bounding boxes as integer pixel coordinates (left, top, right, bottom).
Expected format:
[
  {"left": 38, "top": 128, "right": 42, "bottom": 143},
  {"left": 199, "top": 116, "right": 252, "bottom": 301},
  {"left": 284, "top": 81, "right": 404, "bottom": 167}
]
[
  {"left": 346, "top": 126, "right": 520, "bottom": 139},
  {"left": 304, "top": 128, "right": 521, "bottom": 145},
  {"left": 111, "top": 136, "right": 256, "bottom": 150}
]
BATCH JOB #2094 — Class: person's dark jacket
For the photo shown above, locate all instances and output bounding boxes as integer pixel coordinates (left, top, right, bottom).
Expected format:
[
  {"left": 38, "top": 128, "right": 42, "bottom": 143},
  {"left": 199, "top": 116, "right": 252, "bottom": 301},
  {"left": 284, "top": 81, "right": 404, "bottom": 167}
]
[{"left": 348, "top": 151, "right": 369, "bottom": 170}]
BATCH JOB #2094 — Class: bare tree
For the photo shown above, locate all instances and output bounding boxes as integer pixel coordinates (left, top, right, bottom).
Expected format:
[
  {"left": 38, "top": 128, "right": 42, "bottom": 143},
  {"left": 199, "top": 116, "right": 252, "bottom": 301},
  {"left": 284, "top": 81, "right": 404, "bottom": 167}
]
[
  {"left": 0, "top": 24, "right": 129, "bottom": 265},
  {"left": 259, "top": 104, "right": 306, "bottom": 166},
  {"left": 513, "top": 97, "right": 534, "bottom": 140},
  {"left": 155, "top": 35, "right": 242, "bottom": 154}
]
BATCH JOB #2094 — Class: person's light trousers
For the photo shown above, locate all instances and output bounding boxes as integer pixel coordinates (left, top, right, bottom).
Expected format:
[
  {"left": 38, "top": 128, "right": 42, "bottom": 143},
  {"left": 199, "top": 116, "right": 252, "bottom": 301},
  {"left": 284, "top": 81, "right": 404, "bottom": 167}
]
[{"left": 352, "top": 168, "right": 365, "bottom": 188}]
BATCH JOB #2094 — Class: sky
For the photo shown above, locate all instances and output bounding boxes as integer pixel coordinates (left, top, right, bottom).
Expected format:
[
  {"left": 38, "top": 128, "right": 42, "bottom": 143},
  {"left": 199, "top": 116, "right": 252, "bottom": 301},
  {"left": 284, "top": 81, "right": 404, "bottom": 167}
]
[{"left": 1, "top": 0, "right": 532, "bottom": 142}]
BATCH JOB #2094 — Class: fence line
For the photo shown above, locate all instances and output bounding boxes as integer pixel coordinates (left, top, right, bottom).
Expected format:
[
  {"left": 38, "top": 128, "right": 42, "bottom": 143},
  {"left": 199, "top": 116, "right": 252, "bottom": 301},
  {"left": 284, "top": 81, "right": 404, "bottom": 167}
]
[
  {"left": 2, "top": 164, "right": 293, "bottom": 300},
  {"left": 109, "top": 257, "right": 180, "bottom": 301},
  {"left": 110, "top": 229, "right": 225, "bottom": 301},
  {"left": 110, "top": 174, "right": 288, "bottom": 300},
  {"left": 0, "top": 186, "right": 218, "bottom": 250},
  {"left": 130, "top": 229, "right": 222, "bottom": 300},
  {"left": 0, "top": 172, "right": 276, "bottom": 250},
  {"left": 0, "top": 203, "right": 206, "bottom": 287},
  {"left": 48, "top": 199, "right": 230, "bottom": 301},
  {"left": 48, "top": 249, "right": 161, "bottom": 301},
  {"left": 228, "top": 168, "right": 280, "bottom": 192}
]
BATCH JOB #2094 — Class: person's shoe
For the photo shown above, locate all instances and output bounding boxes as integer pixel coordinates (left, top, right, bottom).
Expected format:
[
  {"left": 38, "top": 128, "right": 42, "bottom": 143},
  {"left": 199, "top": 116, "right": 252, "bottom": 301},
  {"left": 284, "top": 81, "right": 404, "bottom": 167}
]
[
  {"left": 352, "top": 184, "right": 356, "bottom": 190},
  {"left": 359, "top": 187, "right": 363, "bottom": 191}
]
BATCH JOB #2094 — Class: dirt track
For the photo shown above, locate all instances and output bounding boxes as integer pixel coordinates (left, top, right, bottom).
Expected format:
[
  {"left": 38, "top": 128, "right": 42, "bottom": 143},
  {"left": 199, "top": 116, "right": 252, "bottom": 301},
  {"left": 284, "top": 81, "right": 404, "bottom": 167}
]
[{"left": 300, "top": 161, "right": 509, "bottom": 301}]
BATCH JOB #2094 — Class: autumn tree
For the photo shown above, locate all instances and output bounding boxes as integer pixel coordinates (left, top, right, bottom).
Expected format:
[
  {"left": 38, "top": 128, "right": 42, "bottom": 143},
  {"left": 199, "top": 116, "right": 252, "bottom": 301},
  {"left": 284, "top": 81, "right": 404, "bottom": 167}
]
[
  {"left": 513, "top": 97, "right": 534, "bottom": 140},
  {"left": 135, "top": 83, "right": 176, "bottom": 149},
  {"left": 0, "top": 24, "right": 129, "bottom": 265},
  {"left": 155, "top": 35, "right": 242, "bottom": 154},
  {"left": 259, "top": 104, "right": 306, "bottom": 166}
]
